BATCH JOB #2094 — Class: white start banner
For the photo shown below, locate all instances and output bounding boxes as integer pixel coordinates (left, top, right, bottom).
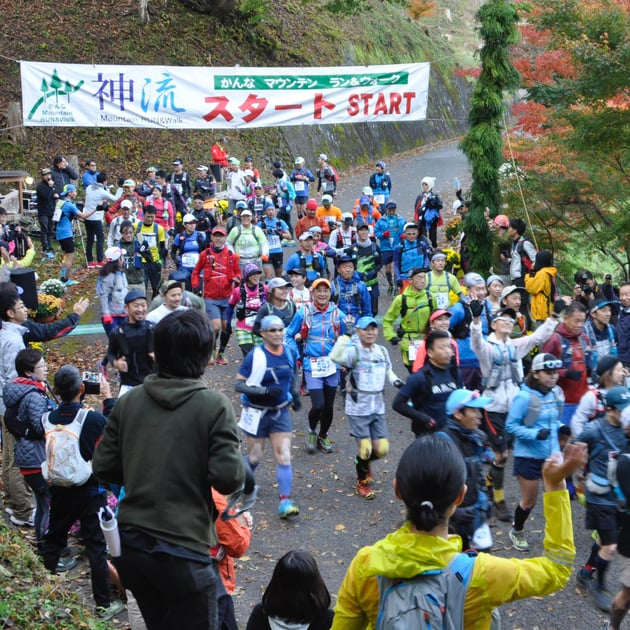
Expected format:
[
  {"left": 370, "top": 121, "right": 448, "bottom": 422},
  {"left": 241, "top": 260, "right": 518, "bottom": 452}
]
[{"left": 21, "top": 61, "right": 430, "bottom": 129}]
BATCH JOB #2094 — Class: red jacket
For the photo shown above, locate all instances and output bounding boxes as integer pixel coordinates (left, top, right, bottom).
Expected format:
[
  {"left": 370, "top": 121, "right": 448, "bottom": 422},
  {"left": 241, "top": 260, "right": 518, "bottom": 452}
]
[
  {"left": 191, "top": 246, "right": 241, "bottom": 299},
  {"left": 211, "top": 143, "right": 229, "bottom": 167},
  {"left": 542, "top": 324, "right": 591, "bottom": 404},
  {"left": 211, "top": 490, "right": 251, "bottom": 595}
]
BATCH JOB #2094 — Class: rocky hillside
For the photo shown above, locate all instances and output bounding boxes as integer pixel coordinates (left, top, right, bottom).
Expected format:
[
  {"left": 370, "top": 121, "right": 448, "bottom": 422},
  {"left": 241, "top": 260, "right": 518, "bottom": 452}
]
[{"left": 0, "top": 0, "right": 481, "bottom": 179}]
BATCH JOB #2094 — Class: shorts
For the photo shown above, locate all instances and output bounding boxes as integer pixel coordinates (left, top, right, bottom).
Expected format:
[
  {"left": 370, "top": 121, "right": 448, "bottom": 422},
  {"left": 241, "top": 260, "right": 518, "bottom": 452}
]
[
  {"left": 620, "top": 555, "right": 630, "bottom": 588},
  {"left": 482, "top": 410, "right": 511, "bottom": 452},
  {"left": 381, "top": 250, "right": 394, "bottom": 265},
  {"left": 513, "top": 456, "right": 544, "bottom": 481},
  {"left": 305, "top": 369, "right": 340, "bottom": 390},
  {"left": 295, "top": 195, "right": 308, "bottom": 205},
  {"left": 205, "top": 298, "right": 229, "bottom": 321},
  {"left": 264, "top": 252, "right": 284, "bottom": 269},
  {"left": 585, "top": 503, "right": 619, "bottom": 545},
  {"left": 242, "top": 407, "right": 292, "bottom": 439},
  {"left": 347, "top": 413, "right": 388, "bottom": 441},
  {"left": 59, "top": 237, "right": 75, "bottom": 254}
]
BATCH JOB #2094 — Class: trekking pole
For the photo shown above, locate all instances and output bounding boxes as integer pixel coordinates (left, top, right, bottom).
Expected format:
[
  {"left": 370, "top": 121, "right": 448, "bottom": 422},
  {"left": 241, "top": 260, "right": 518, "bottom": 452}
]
[{"left": 74, "top": 218, "right": 88, "bottom": 267}]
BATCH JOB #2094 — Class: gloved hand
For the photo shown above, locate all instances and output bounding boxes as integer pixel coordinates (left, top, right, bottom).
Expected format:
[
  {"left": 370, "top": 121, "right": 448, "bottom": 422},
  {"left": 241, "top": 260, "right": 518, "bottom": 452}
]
[
  {"left": 383, "top": 230, "right": 390, "bottom": 238},
  {"left": 261, "top": 255, "right": 269, "bottom": 262},
  {"left": 553, "top": 299, "right": 566, "bottom": 316},
  {"left": 102, "top": 314, "right": 113, "bottom": 325},
  {"left": 393, "top": 379, "right": 404, "bottom": 388},
  {"left": 389, "top": 337, "right": 399, "bottom": 346},
  {"left": 192, "top": 285, "right": 202, "bottom": 296},
  {"left": 536, "top": 428, "right": 551, "bottom": 440},
  {"left": 265, "top": 385, "right": 282, "bottom": 398},
  {"left": 565, "top": 369, "right": 583, "bottom": 381},
  {"left": 291, "top": 394, "right": 302, "bottom": 412},
  {"left": 469, "top": 300, "right": 484, "bottom": 317}
]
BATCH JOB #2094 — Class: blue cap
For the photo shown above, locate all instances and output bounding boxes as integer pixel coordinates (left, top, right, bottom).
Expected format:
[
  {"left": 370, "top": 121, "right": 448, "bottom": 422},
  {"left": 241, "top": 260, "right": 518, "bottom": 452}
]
[
  {"left": 606, "top": 385, "right": 630, "bottom": 411},
  {"left": 359, "top": 195, "right": 370, "bottom": 206},
  {"left": 61, "top": 184, "right": 76, "bottom": 196},
  {"left": 356, "top": 316, "right": 378, "bottom": 329},
  {"left": 446, "top": 389, "right": 493, "bottom": 416}
]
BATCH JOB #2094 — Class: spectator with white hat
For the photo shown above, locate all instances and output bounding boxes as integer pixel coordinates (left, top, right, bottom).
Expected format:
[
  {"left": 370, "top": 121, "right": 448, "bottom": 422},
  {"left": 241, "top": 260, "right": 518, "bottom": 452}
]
[{"left": 193, "top": 164, "right": 216, "bottom": 200}]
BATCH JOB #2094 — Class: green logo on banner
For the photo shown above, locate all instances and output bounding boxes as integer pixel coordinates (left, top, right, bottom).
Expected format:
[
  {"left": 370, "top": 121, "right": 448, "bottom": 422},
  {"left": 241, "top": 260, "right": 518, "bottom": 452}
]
[
  {"left": 214, "top": 72, "right": 409, "bottom": 91},
  {"left": 28, "top": 68, "right": 84, "bottom": 120}
]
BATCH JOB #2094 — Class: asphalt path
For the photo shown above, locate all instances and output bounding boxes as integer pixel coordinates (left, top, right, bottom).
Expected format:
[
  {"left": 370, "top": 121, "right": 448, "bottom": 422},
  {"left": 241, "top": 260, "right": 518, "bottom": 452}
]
[{"left": 229, "top": 143, "right": 612, "bottom": 629}]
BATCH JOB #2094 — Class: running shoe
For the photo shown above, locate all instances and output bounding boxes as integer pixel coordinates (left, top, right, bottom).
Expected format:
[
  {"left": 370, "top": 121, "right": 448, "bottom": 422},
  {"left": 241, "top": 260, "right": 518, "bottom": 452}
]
[
  {"left": 215, "top": 353, "right": 228, "bottom": 366},
  {"left": 317, "top": 436, "right": 334, "bottom": 453},
  {"left": 356, "top": 479, "right": 375, "bottom": 499},
  {"left": 96, "top": 600, "right": 125, "bottom": 621},
  {"left": 64, "top": 279, "right": 79, "bottom": 286},
  {"left": 299, "top": 385, "right": 309, "bottom": 397},
  {"left": 278, "top": 499, "right": 299, "bottom": 519},
  {"left": 508, "top": 528, "right": 529, "bottom": 552},
  {"left": 10, "top": 511, "right": 35, "bottom": 527},
  {"left": 305, "top": 432, "right": 317, "bottom": 454}
]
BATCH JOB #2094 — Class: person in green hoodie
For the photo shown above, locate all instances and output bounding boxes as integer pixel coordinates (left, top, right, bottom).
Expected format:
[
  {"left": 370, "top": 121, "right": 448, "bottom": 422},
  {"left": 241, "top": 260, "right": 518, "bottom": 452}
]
[
  {"left": 383, "top": 267, "right": 438, "bottom": 373},
  {"left": 93, "top": 309, "right": 246, "bottom": 630}
]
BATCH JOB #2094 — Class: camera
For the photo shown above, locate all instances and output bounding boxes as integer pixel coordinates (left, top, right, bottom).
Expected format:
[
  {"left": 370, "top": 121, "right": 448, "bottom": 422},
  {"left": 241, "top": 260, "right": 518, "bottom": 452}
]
[
  {"left": 581, "top": 285, "right": 593, "bottom": 295},
  {"left": 82, "top": 372, "right": 102, "bottom": 395}
]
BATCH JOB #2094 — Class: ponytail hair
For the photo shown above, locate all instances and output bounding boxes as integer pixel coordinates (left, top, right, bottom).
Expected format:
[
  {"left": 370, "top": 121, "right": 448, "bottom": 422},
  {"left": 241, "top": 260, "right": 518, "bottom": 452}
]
[{"left": 396, "top": 435, "right": 466, "bottom": 531}]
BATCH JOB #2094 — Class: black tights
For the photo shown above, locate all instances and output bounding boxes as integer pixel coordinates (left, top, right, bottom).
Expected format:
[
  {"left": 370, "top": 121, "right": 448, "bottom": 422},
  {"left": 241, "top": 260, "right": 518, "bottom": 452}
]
[{"left": 308, "top": 385, "right": 337, "bottom": 436}]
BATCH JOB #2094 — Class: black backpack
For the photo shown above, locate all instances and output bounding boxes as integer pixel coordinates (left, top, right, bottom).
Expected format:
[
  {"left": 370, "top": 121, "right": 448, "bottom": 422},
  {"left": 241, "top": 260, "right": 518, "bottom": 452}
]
[{"left": 4, "top": 387, "right": 45, "bottom": 438}]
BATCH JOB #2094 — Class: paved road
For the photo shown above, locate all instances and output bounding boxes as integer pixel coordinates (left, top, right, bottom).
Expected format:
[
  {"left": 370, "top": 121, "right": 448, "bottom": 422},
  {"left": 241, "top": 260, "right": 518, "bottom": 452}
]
[{"left": 229, "top": 142, "right": 612, "bottom": 629}]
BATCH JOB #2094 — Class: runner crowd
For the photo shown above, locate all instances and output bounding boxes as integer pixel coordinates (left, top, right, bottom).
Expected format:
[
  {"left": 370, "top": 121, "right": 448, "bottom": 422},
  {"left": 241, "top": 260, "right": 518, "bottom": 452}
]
[{"left": 1, "top": 149, "right": 629, "bottom": 629}]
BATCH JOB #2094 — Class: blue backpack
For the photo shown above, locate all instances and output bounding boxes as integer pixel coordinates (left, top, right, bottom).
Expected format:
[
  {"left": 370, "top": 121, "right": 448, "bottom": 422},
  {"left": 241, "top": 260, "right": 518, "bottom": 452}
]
[{"left": 376, "top": 552, "right": 476, "bottom": 630}]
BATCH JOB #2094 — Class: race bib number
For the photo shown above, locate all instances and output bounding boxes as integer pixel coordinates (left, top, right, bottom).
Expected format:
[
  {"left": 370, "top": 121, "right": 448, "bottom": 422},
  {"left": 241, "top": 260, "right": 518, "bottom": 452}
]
[
  {"left": 181, "top": 252, "right": 199, "bottom": 268},
  {"left": 310, "top": 357, "right": 336, "bottom": 378},
  {"left": 267, "top": 234, "right": 281, "bottom": 250},
  {"left": 322, "top": 180, "right": 334, "bottom": 192},
  {"left": 238, "top": 406, "right": 263, "bottom": 435},
  {"left": 374, "top": 194, "right": 385, "bottom": 205},
  {"left": 408, "top": 339, "right": 421, "bottom": 361},
  {"left": 435, "top": 292, "right": 450, "bottom": 309},
  {"left": 294, "top": 180, "right": 305, "bottom": 192},
  {"left": 245, "top": 314, "right": 257, "bottom": 328}
]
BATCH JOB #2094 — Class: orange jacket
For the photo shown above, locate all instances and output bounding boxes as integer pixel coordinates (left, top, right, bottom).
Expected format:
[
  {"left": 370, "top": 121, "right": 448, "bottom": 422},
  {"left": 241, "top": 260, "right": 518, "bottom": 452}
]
[
  {"left": 211, "top": 489, "right": 252, "bottom": 594},
  {"left": 295, "top": 215, "right": 329, "bottom": 237}
]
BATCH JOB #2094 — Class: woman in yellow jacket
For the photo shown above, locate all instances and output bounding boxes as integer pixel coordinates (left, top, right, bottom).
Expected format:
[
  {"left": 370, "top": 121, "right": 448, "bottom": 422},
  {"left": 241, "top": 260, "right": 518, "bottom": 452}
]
[
  {"left": 332, "top": 434, "right": 587, "bottom": 630},
  {"left": 525, "top": 250, "right": 557, "bottom": 325}
]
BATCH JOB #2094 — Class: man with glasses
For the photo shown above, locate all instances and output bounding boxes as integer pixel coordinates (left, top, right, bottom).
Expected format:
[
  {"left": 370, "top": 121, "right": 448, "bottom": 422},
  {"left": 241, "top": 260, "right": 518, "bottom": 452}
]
[
  {"left": 470, "top": 302, "right": 562, "bottom": 521},
  {"left": 35, "top": 168, "right": 58, "bottom": 257},
  {"left": 191, "top": 227, "right": 241, "bottom": 365},
  {"left": 235, "top": 315, "right": 301, "bottom": 519}
]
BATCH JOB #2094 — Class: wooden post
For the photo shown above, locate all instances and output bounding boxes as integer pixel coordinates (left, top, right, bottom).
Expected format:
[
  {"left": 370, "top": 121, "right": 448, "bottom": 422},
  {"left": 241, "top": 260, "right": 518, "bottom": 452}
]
[{"left": 7, "top": 102, "right": 26, "bottom": 144}]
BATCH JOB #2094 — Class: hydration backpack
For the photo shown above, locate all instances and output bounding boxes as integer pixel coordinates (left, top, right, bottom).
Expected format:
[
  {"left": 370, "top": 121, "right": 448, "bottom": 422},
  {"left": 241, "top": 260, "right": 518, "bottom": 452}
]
[
  {"left": 376, "top": 552, "right": 476, "bottom": 630},
  {"left": 41, "top": 409, "right": 92, "bottom": 487}
]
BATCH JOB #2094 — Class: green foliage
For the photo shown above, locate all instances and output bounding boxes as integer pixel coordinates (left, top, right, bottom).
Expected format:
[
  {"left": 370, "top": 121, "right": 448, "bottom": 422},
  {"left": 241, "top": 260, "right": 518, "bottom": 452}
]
[
  {"left": 460, "top": 0, "right": 520, "bottom": 272},
  {"left": 322, "top": 0, "right": 409, "bottom": 15},
  {"left": 0, "top": 519, "right": 109, "bottom": 629}
]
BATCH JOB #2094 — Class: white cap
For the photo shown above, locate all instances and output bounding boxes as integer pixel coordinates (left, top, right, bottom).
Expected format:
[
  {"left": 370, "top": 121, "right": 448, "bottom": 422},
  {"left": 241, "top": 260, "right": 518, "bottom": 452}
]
[
  {"left": 404, "top": 222, "right": 418, "bottom": 230},
  {"left": 121, "top": 200, "right": 133, "bottom": 209},
  {"left": 321, "top": 194, "right": 333, "bottom": 204},
  {"left": 342, "top": 212, "right": 353, "bottom": 221},
  {"left": 362, "top": 186, "right": 373, "bottom": 196},
  {"left": 197, "top": 164, "right": 208, "bottom": 171},
  {"left": 295, "top": 156, "right": 305, "bottom": 164},
  {"left": 318, "top": 153, "right": 328, "bottom": 161},
  {"left": 104, "top": 246, "right": 124, "bottom": 262},
  {"left": 182, "top": 214, "right": 196, "bottom": 223},
  {"left": 299, "top": 232, "right": 314, "bottom": 241}
]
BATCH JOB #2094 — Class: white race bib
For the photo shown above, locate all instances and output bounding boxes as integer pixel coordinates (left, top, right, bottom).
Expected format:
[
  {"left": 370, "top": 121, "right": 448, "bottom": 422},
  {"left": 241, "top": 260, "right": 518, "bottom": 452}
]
[
  {"left": 181, "top": 252, "right": 199, "bottom": 268},
  {"left": 238, "top": 406, "right": 263, "bottom": 435},
  {"left": 267, "top": 234, "right": 281, "bottom": 250},
  {"left": 294, "top": 180, "right": 305, "bottom": 192},
  {"left": 408, "top": 339, "right": 421, "bottom": 361},
  {"left": 435, "top": 292, "right": 450, "bottom": 309},
  {"left": 374, "top": 194, "right": 385, "bottom": 205},
  {"left": 310, "top": 356, "right": 336, "bottom": 378}
]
